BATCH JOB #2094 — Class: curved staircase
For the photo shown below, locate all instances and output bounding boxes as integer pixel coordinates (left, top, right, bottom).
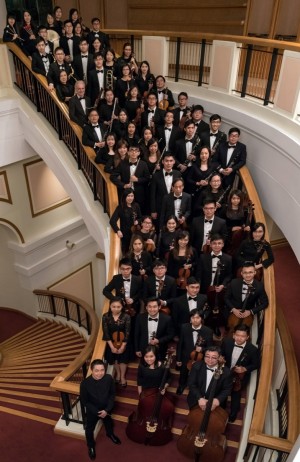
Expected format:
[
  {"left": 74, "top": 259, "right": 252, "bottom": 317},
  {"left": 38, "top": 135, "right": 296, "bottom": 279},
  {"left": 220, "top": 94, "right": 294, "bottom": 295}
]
[{"left": 0, "top": 319, "right": 86, "bottom": 426}]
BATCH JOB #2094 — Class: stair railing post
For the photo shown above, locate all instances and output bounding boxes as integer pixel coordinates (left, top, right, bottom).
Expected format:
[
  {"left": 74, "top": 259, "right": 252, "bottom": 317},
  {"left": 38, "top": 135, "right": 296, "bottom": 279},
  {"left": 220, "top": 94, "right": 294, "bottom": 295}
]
[{"left": 61, "top": 392, "right": 72, "bottom": 426}]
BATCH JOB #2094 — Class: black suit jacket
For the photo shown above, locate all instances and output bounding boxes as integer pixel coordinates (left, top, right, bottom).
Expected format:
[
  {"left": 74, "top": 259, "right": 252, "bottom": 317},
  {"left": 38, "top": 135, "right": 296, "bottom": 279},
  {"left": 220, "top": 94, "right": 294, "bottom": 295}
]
[
  {"left": 60, "top": 35, "right": 81, "bottom": 58},
  {"left": 156, "top": 125, "right": 182, "bottom": 153},
  {"left": 187, "top": 360, "right": 232, "bottom": 408},
  {"left": 110, "top": 159, "right": 150, "bottom": 206},
  {"left": 172, "top": 293, "right": 208, "bottom": 335},
  {"left": 82, "top": 123, "right": 105, "bottom": 149},
  {"left": 88, "top": 30, "right": 110, "bottom": 50},
  {"left": 102, "top": 274, "right": 142, "bottom": 306},
  {"left": 191, "top": 215, "right": 228, "bottom": 253},
  {"left": 172, "top": 107, "right": 190, "bottom": 127},
  {"left": 174, "top": 137, "right": 201, "bottom": 166},
  {"left": 224, "top": 278, "right": 269, "bottom": 315},
  {"left": 177, "top": 323, "right": 213, "bottom": 364},
  {"left": 87, "top": 68, "right": 110, "bottom": 106},
  {"left": 31, "top": 52, "right": 53, "bottom": 76},
  {"left": 193, "top": 119, "right": 210, "bottom": 136},
  {"left": 47, "top": 60, "right": 73, "bottom": 87},
  {"left": 201, "top": 130, "right": 227, "bottom": 152},
  {"left": 135, "top": 312, "right": 174, "bottom": 358},
  {"left": 72, "top": 53, "right": 95, "bottom": 82},
  {"left": 150, "top": 169, "right": 181, "bottom": 216},
  {"left": 141, "top": 107, "right": 165, "bottom": 131},
  {"left": 221, "top": 338, "right": 259, "bottom": 381},
  {"left": 196, "top": 252, "right": 232, "bottom": 294},
  {"left": 153, "top": 88, "right": 175, "bottom": 108},
  {"left": 159, "top": 192, "right": 192, "bottom": 229},
  {"left": 142, "top": 275, "right": 177, "bottom": 306},
  {"left": 69, "top": 95, "right": 92, "bottom": 128},
  {"left": 216, "top": 141, "right": 247, "bottom": 186}
]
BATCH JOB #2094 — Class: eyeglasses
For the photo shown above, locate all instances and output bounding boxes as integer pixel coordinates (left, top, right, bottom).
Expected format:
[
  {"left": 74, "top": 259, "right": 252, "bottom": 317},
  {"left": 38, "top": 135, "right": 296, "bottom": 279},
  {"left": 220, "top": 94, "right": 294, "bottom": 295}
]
[{"left": 204, "top": 355, "right": 219, "bottom": 360}]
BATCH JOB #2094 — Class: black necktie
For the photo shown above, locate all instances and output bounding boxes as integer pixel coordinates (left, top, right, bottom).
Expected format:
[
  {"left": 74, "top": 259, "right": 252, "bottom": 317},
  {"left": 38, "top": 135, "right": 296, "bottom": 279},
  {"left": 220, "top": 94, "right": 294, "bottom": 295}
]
[
  {"left": 97, "top": 69, "right": 104, "bottom": 73},
  {"left": 129, "top": 162, "right": 137, "bottom": 166},
  {"left": 188, "top": 297, "right": 197, "bottom": 301},
  {"left": 164, "top": 127, "right": 171, "bottom": 131},
  {"left": 165, "top": 172, "right": 173, "bottom": 176},
  {"left": 206, "top": 367, "right": 215, "bottom": 372},
  {"left": 174, "top": 195, "right": 182, "bottom": 200},
  {"left": 212, "top": 254, "right": 220, "bottom": 259},
  {"left": 149, "top": 318, "right": 158, "bottom": 322},
  {"left": 234, "top": 344, "right": 243, "bottom": 349},
  {"left": 205, "top": 219, "right": 213, "bottom": 224},
  {"left": 148, "top": 109, "right": 154, "bottom": 113},
  {"left": 123, "top": 278, "right": 130, "bottom": 282},
  {"left": 81, "top": 55, "right": 88, "bottom": 58}
]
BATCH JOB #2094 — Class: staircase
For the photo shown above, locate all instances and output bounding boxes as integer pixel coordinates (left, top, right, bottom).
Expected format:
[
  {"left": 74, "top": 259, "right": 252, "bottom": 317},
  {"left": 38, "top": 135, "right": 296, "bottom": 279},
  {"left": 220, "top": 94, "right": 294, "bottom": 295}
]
[
  {"left": 112, "top": 360, "right": 245, "bottom": 461},
  {"left": 0, "top": 319, "right": 87, "bottom": 426}
]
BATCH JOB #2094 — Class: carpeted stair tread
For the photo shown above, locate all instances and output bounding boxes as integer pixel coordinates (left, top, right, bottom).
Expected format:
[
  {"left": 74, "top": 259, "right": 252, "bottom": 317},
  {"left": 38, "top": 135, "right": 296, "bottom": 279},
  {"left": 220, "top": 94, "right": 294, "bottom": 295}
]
[
  {"left": 3, "top": 344, "right": 85, "bottom": 359},
  {"left": 0, "top": 383, "right": 57, "bottom": 393},
  {"left": 0, "top": 322, "right": 68, "bottom": 348},
  {"left": 0, "top": 388, "right": 60, "bottom": 402},
  {"left": 0, "top": 405, "right": 57, "bottom": 426},
  {"left": 2, "top": 336, "right": 86, "bottom": 354},
  {"left": 0, "top": 396, "right": 61, "bottom": 414},
  {"left": 0, "top": 359, "right": 82, "bottom": 369}
]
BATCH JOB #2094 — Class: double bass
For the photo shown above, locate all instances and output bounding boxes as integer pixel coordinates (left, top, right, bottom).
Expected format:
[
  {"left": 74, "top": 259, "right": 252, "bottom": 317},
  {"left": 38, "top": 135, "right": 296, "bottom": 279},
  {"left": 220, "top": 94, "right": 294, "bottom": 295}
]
[
  {"left": 177, "top": 358, "right": 228, "bottom": 461},
  {"left": 126, "top": 351, "right": 175, "bottom": 445}
]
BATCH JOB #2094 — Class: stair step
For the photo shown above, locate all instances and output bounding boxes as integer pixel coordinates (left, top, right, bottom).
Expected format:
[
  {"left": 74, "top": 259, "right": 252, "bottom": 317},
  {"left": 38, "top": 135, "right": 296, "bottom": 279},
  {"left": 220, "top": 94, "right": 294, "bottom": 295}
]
[
  {"left": 0, "top": 405, "right": 57, "bottom": 426},
  {"left": 0, "top": 322, "right": 66, "bottom": 349},
  {"left": 0, "top": 383, "right": 56, "bottom": 392},
  {"left": 0, "top": 396, "right": 61, "bottom": 414},
  {"left": 3, "top": 337, "right": 85, "bottom": 355},
  {"left": 0, "top": 388, "right": 60, "bottom": 402}
]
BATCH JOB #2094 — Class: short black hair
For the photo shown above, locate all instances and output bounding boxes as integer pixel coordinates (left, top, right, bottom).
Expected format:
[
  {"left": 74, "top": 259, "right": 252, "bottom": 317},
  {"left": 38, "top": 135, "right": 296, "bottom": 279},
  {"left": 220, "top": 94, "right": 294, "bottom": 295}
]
[
  {"left": 119, "top": 257, "right": 132, "bottom": 267},
  {"left": 234, "top": 324, "right": 250, "bottom": 334},
  {"left": 91, "top": 359, "right": 105, "bottom": 370}
]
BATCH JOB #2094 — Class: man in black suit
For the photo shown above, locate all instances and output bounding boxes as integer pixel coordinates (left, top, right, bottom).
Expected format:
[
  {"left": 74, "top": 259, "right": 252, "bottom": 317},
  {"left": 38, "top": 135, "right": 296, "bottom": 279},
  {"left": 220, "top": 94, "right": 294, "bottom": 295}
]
[
  {"left": 150, "top": 152, "right": 181, "bottom": 222},
  {"left": 140, "top": 92, "right": 165, "bottom": 132},
  {"left": 69, "top": 80, "right": 92, "bottom": 128},
  {"left": 200, "top": 114, "right": 227, "bottom": 158},
  {"left": 215, "top": 127, "right": 247, "bottom": 187},
  {"left": 191, "top": 199, "right": 227, "bottom": 254},
  {"left": 172, "top": 91, "right": 191, "bottom": 128},
  {"left": 225, "top": 262, "right": 269, "bottom": 326},
  {"left": 135, "top": 297, "right": 174, "bottom": 360},
  {"left": 191, "top": 104, "right": 210, "bottom": 137},
  {"left": 156, "top": 111, "right": 182, "bottom": 153},
  {"left": 110, "top": 144, "right": 150, "bottom": 213},
  {"left": 88, "top": 17, "right": 110, "bottom": 51},
  {"left": 87, "top": 53, "right": 109, "bottom": 106},
  {"left": 221, "top": 324, "right": 259, "bottom": 422},
  {"left": 72, "top": 38, "right": 95, "bottom": 84},
  {"left": 159, "top": 177, "right": 192, "bottom": 230},
  {"left": 31, "top": 37, "right": 53, "bottom": 76},
  {"left": 172, "top": 277, "right": 208, "bottom": 337},
  {"left": 174, "top": 119, "right": 200, "bottom": 175},
  {"left": 82, "top": 109, "right": 105, "bottom": 152},
  {"left": 37, "top": 25, "right": 54, "bottom": 56},
  {"left": 196, "top": 234, "right": 232, "bottom": 337},
  {"left": 60, "top": 20, "right": 80, "bottom": 61},
  {"left": 143, "top": 260, "right": 177, "bottom": 309},
  {"left": 176, "top": 308, "right": 213, "bottom": 395},
  {"left": 187, "top": 346, "right": 232, "bottom": 410},
  {"left": 47, "top": 47, "right": 74, "bottom": 89},
  {"left": 153, "top": 75, "right": 175, "bottom": 109},
  {"left": 102, "top": 258, "right": 142, "bottom": 316}
]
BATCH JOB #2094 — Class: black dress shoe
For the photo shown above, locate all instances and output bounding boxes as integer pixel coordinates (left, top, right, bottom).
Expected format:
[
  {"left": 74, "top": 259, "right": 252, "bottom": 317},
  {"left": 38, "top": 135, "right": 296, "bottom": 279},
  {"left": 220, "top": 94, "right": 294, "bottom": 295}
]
[
  {"left": 228, "top": 413, "right": 237, "bottom": 423},
  {"left": 176, "top": 386, "right": 184, "bottom": 395},
  {"left": 107, "top": 433, "right": 121, "bottom": 444},
  {"left": 88, "top": 447, "right": 96, "bottom": 460}
]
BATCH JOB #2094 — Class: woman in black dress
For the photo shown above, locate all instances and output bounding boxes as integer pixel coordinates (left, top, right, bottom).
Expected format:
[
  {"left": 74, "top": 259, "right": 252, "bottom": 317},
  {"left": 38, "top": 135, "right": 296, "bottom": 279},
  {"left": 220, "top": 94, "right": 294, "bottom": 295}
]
[
  {"left": 158, "top": 215, "right": 179, "bottom": 261},
  {"left": 135, "top": 215, "right": 157, "bottom": 257},
  {"left": 143, "top": 138, "right": 162, "bottom": 176},
  {"left": 102, "top": 297, "right": 131, "bottom": 387},
  {"left": 195, "top": 173, "right": 227, "bottom": 217},
  {"left": 112, "top": 109, "right": 129, "bottom": 140},
  {"left": 104, "top": 139, "right": 129, "bottom": 173},
  {"left": 20, "top": 10, "right": 37, "bottom": 56},
  {"left": 115, "top": 64, "right": 135, "bottom": 109},
  {"left": 95, "top": 132, "right": 117, "bottom": 165},
  {"left": 125, "top": 85, "right": 143, "bottom": 125},
  {"left": 56, "top": 70, "right": 74, "bottom": 103},
  {"left": 137, "top": 345, "right": 171, "bottom": 396},
  {"left": 167, "top": 230, "right": 196, "bottom": 294},
  {"left": 127, "top": 235, "right": 152, "bottom": 278},
  {"left": 138, "top": 126, "right": 153, "bottom": 160},
  {"left": 187, "top": 146, "right": 217, "bottom": 198},
  {"left": 135, "top": 61, "right": 155, "bottom": 99},
  {"left": 224, "top": 189, "right": 251, "bottom": 254},
  {"left": 109, "top": 189, "right": 142, "bottom": 254}
]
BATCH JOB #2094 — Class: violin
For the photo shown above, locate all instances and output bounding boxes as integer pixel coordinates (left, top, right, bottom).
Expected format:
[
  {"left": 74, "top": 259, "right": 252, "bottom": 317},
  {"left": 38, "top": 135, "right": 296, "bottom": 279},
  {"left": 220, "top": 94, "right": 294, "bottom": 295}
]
[
  {"left": 186, "top": 335, "right": 205, "bottom": 371},
  {"left": 112, "top": 330, "right": 125, "bottom": 350},
  {"left": 158, "top": 88, "right": 169, "bottom": 111},
  {"left": 120, "top": 287, "right": 136, "bottom": 317},
  {"left": 177, "top": 357, "right": 228, "bottom": 461},
  {"left": 176, "top": 256, "right": 191, "bottom": 290},
  {"left": 157, "top": 279, "right": 171, "bottom": 316},
  {"left": 227, "top": 284, "right": 255, "bottom": 333},
  {"left": 179, "top": 107, "right": 191, "bottom": 130},
  {"left": 231, "top": 352, "right": 248, "bottom": 392},
  {"left": 227, "top": 198, "right": 254, "bottom": 256},
  {"left": 126, "top": 349, "right": 175, "bottom": 445},
  {"left": 130, "top": 210, "right": 141, "bottom": 234},
  {"left": 202, "top": 231, "right": 212, "bottom": 254}
]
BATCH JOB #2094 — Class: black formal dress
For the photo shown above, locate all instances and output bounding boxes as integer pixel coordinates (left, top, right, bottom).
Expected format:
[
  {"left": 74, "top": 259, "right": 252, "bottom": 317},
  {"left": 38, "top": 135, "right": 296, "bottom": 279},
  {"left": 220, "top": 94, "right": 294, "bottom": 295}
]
[
  {"left": 102, "top": 311, "right": 131, "bottom": 364},
  {"left": 235, "top": 239, "right": 274, "bottom": 270},
  {"left": 137, "top": 363, "right": 171, "bottom": 389},
  {"left": 109, "top": 203, "right": 142, "bottom": 253},
  {"left": 56, "top": 81, "right": 74, "bottom": 103}
]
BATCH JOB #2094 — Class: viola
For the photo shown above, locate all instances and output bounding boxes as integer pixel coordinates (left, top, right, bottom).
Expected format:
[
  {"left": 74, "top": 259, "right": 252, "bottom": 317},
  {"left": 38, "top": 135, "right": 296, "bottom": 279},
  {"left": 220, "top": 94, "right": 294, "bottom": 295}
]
[
  {"left": 179, "top": 107, "right": 191, "bottom": 130},
  {"left": 176, "top": 256, "right": 191, "bottom": 290},
  {"left": 227, "top": 199, "right": 255, "bottom": 256},
  {"left": 157, "top": 279, "right": 171, "bottom": 316},
  {"left": 231, "top": 351, "right": 248, "bottom": 392},
  {"left": 112, "top": 330, "right": 125, "bottom": 349},
  {"left": 158, "top": 88, "right": 169, "bottom": 111},
  {"left": 227, "top": 284, "right": 255, "bottom": 333},
  {"left": 126, "top": 350, "right": 175, "bottom": 446},
  {"left": 202, "top": 231, "right": 211, "bottom": 254},
  {"left": 177, "top": 357, "right": 228, "bottom": 461},
  {"left": 186, "top": 335, "right": 205, "bottom": 371},
  {"left": 120, "top": 287, "right": 136, "bottom": 317}
]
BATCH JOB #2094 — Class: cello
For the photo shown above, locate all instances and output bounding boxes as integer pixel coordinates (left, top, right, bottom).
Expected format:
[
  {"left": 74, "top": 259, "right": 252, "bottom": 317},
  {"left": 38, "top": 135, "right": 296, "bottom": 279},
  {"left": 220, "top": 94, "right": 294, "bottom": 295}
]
[
  {"left": 126, "top": 350, "right": 175, "bottom": 445},
  {"left": 177, "top": 357, "right": 228, "bottom": 461}
]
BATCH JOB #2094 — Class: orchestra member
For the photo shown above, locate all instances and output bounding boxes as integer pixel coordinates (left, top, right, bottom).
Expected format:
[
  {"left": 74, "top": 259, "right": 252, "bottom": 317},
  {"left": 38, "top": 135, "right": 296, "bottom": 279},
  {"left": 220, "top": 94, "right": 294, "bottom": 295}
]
[
  {"left": 47, "top": 47, "right": 74, "bottom": 89},
  {"left": 159, "top": 177, "right": 191, "bottom": 230},
  {"left": 60, "top": 20, "right": 81, "bottom": 61},
  {"left": 142, "top": 259, "right": 177, "bottom": 309},
  {"left": 135, "top": 60, "right": 155, "bottom": 97},
  {"left": 69, "top": 80, "right": 91, "bottom": 128},
  {"left": 157, "top": 215, "right": 179, "bottom": 261},
  {"left": 137, "top": 345, "right": 171, "bottom": 395},
  {"left": 172, "top": 92, "right": 190, "bottom": 127},
  {"left": 221, "top": 324, "right": 259, "bottom": 422},
  {"left": 88, "top": 17, "right": 110, "bottom": 51},
  {"left": 216, "top": 127, "right": 247, "bottom": 187},
  {"left": 72, "top": 38, "right": 94, "bottom": 83},
  {"left": 167, "top": 231, "right": 197, "bottom": 295},
  {"left": 115, "top": 42, "right": 138, "bottom": 79},
  {"left": 20, "top": 10, "right": 37, "bottom": 56},
  {"left": 200, "top": 114, "right": 227, "bottom": 158},
  {"left": 82, "top": 109, "right": 105, "bottom": 153},
  {"left": 190, "top": 104, "right": 210, "bottom": 137},
  {"left": 80, "top": 359, "right": 121, "bottom": 461},
  {"left": 140, "top": 92, "right": 165, "bottom": 133},
  {"left": 56, "top": 70, "right": 74, "bottom": 103},
  {"left": 97, "top": 89, "right": 120, "bottom": 130},
  {"left": 156, "top": 111, "right": 181, "bottom": 153},
  {"left": 37, "top": 25, "right": 54, "bottom": 56},
  {"left": 95, "top": 132, "right": 117, "bottom": 165},
  {"left": 127, "top": 235, "right": 153, "bottom": 278},
  {"left": 104, "top": 139, "right": 129, "bottom": 173},
  {"left": 174, "top": 119, "right": 199, "bottom": 176},
  {"left": 154, "top": 75, "right": 175, "bottom": 110},
  {"left": 115, "top": 64, "right": 135, "bottom": 109},
  {"left": 31, "top": 38, "right": 53, "bottom": 76}
]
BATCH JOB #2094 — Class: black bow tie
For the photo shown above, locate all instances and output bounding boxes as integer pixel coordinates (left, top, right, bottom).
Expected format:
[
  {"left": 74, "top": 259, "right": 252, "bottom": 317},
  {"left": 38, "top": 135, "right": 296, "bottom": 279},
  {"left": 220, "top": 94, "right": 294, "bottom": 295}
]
[
  {"left": 206, "top": 367, "right": 215, "bottom": 372},
  {"left": 123, "top": 278, "right": 130, "bottom": 282},
  {"left": 210, "top": 132, "right": 217, "bottom": 136},
  {"left": 195, "top": 122, "right": 199, "bottom": 126},
  {"left": 81, "top": 55, "right": 88, "bottom": 58},
  {"left": 158, "top": 90, "right": 163, "bottom": 94},
  {"left": 79, "top": 97, "right": 85, "bottom": 101},
  {"left": 228, "top": 144, "right": 236, "bottom": 148},
  {"left": 67, "top": 36, "right": 73, "bottom": 40},
  {"left": 148, "top": 109, "right": 154, "bottom": 113},
  {"left": 97, "top": 69, "right": 104, "bottom": 73},
  {"left": 174, "top": 196, "right": 182, "bottom": 200},
  {"left": 212, "top": 254, "right": 220, "bottom": 259},
  {"left": 129, "top": 162, "right": 137, "bottom": 166},
  {"left": 185, "top": 138, "right": 193, "bottom": 143},
  {"left": 149, "top": 317, "right": 158, "bottom": 322},
  {"left": 205, "top": 219, "right": 213, "bottom": 224},
  {"left": 188, "top": 297, "right": 197, "bottom": 301},
  {"left": 192, "top": 328, "right": 200, "bottom": 332},
  {"left": 59, "top": 65, "right": 65, "bottom": 70},
  {"left": 234, "top": 344, "right": 244, "bottom": 349},
  {"left": 164, "top": 127, "right": 171, "bottom": 131},
  {"left": 93, "top": 125, "right": 99, "bottom": 128},
  {"left": 165, "top": 171, "right": 173, "bottom": 176}
]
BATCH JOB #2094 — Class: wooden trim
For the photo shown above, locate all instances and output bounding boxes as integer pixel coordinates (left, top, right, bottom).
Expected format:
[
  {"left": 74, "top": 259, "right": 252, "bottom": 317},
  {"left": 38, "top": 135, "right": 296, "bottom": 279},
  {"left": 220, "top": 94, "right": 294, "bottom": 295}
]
[
  {"left": 0, "top": 218, "right": 25, "bottom": 243},
  {"left": 0, "top": 171, "right": 12, "bottom": 204}
]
